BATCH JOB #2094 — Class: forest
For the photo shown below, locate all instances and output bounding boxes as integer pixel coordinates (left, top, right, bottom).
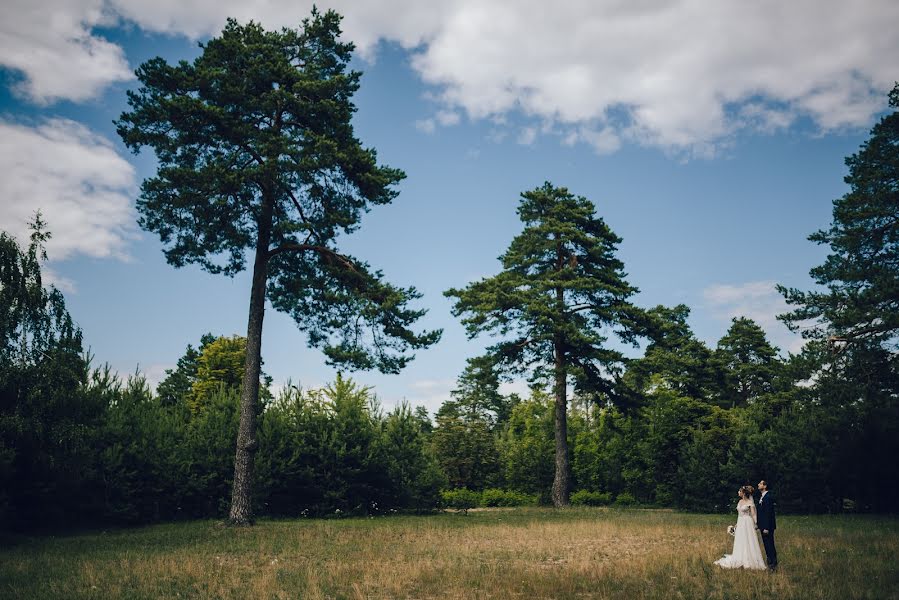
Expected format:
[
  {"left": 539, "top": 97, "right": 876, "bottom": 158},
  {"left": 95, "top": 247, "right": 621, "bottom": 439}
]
[{"left": 1, "top": 11, "right": 896, "bottom": 532}]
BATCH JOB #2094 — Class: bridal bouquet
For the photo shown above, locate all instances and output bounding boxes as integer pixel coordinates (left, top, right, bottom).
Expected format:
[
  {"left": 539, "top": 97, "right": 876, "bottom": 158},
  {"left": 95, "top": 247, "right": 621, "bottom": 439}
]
[{"left": 727, "top": 525, "right": 736, "bottom": 536}]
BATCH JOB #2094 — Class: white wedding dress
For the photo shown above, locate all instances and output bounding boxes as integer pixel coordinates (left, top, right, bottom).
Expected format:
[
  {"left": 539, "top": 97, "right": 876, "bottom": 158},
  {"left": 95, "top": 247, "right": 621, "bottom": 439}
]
[{"left": 714, "top": 500, "right": 767, "bottom": 570}]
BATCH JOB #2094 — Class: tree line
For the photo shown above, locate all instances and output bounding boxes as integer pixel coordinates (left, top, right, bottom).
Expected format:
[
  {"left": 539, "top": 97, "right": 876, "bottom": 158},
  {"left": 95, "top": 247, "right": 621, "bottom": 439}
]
[{"left": 1, "top": 8, "right": 896, "bottom": 529}]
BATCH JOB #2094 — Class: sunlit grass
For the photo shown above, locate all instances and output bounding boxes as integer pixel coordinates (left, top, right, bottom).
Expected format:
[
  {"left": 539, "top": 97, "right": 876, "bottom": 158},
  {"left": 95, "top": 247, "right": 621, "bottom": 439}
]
[{"left": 2, "top": 507, "right": 897, "bottom": 599}]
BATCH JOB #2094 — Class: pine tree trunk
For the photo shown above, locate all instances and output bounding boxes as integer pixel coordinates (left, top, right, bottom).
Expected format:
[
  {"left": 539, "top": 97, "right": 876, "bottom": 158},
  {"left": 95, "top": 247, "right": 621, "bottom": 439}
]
[
  {"left": 551, "top": 332, "right": 570, "bottom": 507},
  {"left": 551, "top": 236, "right": 570, "bottom": 508},
  {"left": 228, "top": 193, "right": 275, "bottom": 526}
]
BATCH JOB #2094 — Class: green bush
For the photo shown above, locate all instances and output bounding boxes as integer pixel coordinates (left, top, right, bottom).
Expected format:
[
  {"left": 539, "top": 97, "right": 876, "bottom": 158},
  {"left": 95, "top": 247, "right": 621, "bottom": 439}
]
[
  {"left": 614, "top": 491, "right": 637, "bottom": 506},
  {"left": 480, "top": 488, "right": 537, "bottom": 507},
  {"left": 440, "top": 488, "right": 480, "bottom": 512},
  {"left": 570, "top": 490, "right": 612, "bottom": 506}
]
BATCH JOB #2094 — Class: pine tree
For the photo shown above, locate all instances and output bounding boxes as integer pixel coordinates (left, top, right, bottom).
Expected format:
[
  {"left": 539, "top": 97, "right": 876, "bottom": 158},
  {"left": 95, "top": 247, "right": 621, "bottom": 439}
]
[
  {"left": 116, "top": 10, "right": 440, "bottom": 524},
  {"left": 446, "top": 182, "right": 642, "bottom": 506},
  {"left": 778, "top": 83, "right": 899, "bottom": 350},
  {"left": 715, "top": 317, "right": 781, "bottom": 408}
]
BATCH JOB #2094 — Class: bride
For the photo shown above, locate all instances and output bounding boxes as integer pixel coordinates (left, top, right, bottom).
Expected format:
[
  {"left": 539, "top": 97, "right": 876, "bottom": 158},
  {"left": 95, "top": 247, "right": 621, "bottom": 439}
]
[{"left": 714, "top": 485, "right": 767, "bottom": 570}]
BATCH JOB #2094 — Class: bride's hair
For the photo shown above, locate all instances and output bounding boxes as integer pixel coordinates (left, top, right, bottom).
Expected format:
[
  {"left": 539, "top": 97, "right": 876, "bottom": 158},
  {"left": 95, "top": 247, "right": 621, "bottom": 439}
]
[{"left": 739, "top": 485, "right": 755, "bottom": 499}]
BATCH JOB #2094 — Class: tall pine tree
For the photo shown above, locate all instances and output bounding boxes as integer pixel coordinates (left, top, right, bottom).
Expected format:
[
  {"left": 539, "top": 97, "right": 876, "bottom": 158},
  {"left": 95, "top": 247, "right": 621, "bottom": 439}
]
[
  {"left": 778, "top": 83, "right": 899, "bottom": 350},
  {"left": 117, "top": 10, "right": 440, "bottom": 524},
  {"left": 446, "top": 182, "right": 642, "bottom": 506}
]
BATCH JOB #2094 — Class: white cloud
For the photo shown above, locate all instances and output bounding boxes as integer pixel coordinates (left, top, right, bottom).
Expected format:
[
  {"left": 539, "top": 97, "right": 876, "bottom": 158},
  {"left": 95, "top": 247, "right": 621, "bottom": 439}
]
[
  {"left": 403, "top": 378, "right": 455, "bottom": 414},
  {"left": 703, "top": 280, "right": 805, "bottom": 354},
  {"left": 0, "top": 0, "right": 132, "bottom": 103},
  {"left": 0, "top": 118, "right": 137, "bottom": 262},
  {"left": 41, "top": 266, "right": 78, "bottom": 294},
  {"left": 5, "top": 1, "right": 896, "bottom": 152},
  {"left": 414, "top": 109, "right": 460, "bottom": 134},
  {"left": 403, "top": 0, "right": 897, "bottom": 153},
  {"left": 517, "top": 126, "right": 537, "bottom": 145},
  {"left": 140, "top": 363, "right": 172, "bottom": 391},
  {"left": 572, "top": 126, "right": 622, "bottom": 155},
  {"left": 498, "top": 380, "right": 532, "bottom": 398},
  {"left": 414, "top": 117, "right": 437, "bottom": 134},
  {"left": 435, "top": 110, "right": 461, "bottom": 127},
  {"left": 409, "top": 378, "right": 456, "bottom": 391}
]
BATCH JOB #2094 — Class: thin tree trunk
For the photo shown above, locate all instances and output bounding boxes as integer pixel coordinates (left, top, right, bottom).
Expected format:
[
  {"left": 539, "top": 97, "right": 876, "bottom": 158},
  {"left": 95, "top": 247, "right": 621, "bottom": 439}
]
[
  {"left": 551, "top": 332, "right": 569, "bottom": 507},
  {"left": 228, "top": 192, "right": 275, "bottom": 526}
]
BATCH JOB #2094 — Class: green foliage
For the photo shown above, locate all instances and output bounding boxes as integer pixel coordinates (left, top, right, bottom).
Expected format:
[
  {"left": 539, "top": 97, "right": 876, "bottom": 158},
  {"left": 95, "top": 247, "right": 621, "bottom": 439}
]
[
  {"left": 479, "top": 488, "right": 538, "bottom": 507},
  {"left": 497, "top": 390, "right": 555, "bottom": 497},
  {"left": 116, "top": 10, "right": 440, "bottom": 374},
  {"left": 570, "top": 490, "right": 612, "bottom": 506},
  {"left": 778, "top": 82, "right": 899, "bottom": 349},
  {"left": 714, "top": 317, "right": 782, "bottom": 408},
  {"left": 431, "top": 400, "right": 501, "bottom": 490},
  {"left": 621, "top": 304, "right": 718, "bottom": 407},
  {"left": 445, "top": 181, "right": 642, "bottom": 397},
  {"left": 440, "top": 488, "right": 480, "bottom": 512},
  {"left": 4, "top": 83, "right": 899, "bottom": 528},
  {"left": 156, "top": 333, "right": 215, "bottom": 407},
  {"left": 451, "top": 355, "right": 519, "bottom": 427},
  {"left": 256, "top": 374, "right": 443, "bottom": 517},
  {"left": 0, "top": 218, "right": 99, "bottom": 529},
  {"left": 188, "top": 335, "right": 247, "bottom": 414},
  {"left": 614, "top": 491, "right": 637, "bottom": 506},
  {"left": 380, "top": 403, "right": 446, "bottom": 511}
]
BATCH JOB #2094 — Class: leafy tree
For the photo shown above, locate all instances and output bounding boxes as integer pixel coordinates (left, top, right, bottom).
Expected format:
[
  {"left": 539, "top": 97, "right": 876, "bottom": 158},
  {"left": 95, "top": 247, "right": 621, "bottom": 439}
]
[
  {"left": 432, "top": 400, "right": 500, "bottom": 490},
  {"left": 637, "top": 382, "right": 715, "bottom": 504},
  {"left": 676, "top": 406, "right": 738, "bottom": 512},
  {"left": 451, "top": 355, "right": 519, "bottom": 427},
  {"left": 446, "top": 182, "right": 642, "bottom": 506},
  {"left": 380, "top": 403, "right": 446, "bottom": 510},
  {"left": 778, "top": 82, "right": 899, "bottom": 349},
  {"left": 322, "top": 374, "right": 391, "bottom": 512},
  {"left": 622, "top": 304, "right": 718, "bottom": 405},
  {"left": 187, "top": 335, "right": 274, "bottom": 414},
  {"left": 714, "top": 317, "right": 781, "bottom": 408},
  {"left": 156, "top": 333, "right": 215, "bottom": 407},
  {"left": 498, "top": 390, "right": 555, "bottom": 498},
  {"left": 187, "top": 336, "right": 246, "bottom": 413},
  {"left": 0, "top": 218, "right": 104, "bottom": 528},
  {"left": 775, "top": 82, "right": 899, "bottom": 512},
  {"left": 116, "top": 10, "right": 440, "bottom": 524},
  {"left": 0, "top": 214, "right": 82, "bottom": 369},
  {"left": 256, "top": 384, "right": 334, "bottom": 515},
  {"left": 413, "top": 405, "right": 434, "bottom": 434}
]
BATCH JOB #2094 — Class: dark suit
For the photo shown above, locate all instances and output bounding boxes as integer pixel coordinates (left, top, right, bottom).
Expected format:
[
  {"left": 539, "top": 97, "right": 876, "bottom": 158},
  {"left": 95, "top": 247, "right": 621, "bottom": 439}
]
[{"left": 757, "top": 491, "right": 778, "bottom": 567}]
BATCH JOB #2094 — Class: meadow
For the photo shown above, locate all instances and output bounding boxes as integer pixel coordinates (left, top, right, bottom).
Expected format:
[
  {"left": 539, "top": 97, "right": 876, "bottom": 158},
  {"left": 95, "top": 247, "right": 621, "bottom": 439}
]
[{"left": 2, "top": 507, "right": 897, "bottom": 600}]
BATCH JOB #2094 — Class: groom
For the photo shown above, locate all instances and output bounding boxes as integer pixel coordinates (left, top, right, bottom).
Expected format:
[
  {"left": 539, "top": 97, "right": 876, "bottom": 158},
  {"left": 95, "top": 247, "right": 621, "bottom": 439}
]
[{"left": 757, "top": 480, "right": 778, "bottom": 570}]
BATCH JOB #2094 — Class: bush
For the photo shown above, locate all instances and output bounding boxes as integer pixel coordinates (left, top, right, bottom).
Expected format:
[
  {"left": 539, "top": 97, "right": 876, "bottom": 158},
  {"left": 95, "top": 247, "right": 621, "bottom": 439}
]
[
  {"left": 440, "top": 488, "right": 480, "bottom": 512},
  {"left": 480, "top": 488, "right": 537, "bottom": 507},
  {"left": 614, "top": 491, "right": 637, "bottom": 506},
  {"left": 570, "top": 490, "right": 612, "bottom": 506}
]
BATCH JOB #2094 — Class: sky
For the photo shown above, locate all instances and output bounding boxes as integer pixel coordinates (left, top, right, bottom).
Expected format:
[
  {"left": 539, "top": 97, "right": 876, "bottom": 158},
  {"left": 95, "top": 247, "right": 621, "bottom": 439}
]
[{"left": 0, "top": 1, "right": 896, "bottom": 413}]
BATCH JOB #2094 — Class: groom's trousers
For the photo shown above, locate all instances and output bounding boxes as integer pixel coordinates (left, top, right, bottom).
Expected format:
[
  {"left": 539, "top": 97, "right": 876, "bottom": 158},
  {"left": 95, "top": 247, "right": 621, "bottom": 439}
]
[{"left": 761, "top": 531, "right": 778, "bottom": 567}]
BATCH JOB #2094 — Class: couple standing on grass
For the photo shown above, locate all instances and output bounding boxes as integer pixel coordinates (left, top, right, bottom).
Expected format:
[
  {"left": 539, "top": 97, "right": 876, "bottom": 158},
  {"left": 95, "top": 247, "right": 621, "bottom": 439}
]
[{"left": 715, "top": 480, "right": 778, "bottom": 572}]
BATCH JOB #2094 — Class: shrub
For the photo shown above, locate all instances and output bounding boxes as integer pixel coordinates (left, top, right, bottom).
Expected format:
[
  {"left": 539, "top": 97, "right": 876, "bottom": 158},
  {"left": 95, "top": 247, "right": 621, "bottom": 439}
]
[
  {"left": 480, "top": 488, "right": 537, "bottom": 507},
  {"left": 570, "top": 490, "right": 612, "bottom": 506},
  {"left": 614, "top": 491, "right": 637, "bottom": 506},
  {"left": 440, "top": 488, "right": 480, "bottom": 512}
]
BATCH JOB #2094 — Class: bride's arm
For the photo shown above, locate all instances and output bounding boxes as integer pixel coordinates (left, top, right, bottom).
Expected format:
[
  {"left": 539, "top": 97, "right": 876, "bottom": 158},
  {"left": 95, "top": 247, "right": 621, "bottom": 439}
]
[{"left": 751, "top": 502, "right": 758, "bottom": 525}]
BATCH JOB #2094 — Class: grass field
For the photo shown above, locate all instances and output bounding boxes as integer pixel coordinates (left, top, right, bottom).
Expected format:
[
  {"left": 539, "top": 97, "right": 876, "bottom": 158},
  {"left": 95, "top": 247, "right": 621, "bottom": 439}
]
[{"left": 2, "top": 507, "right": 897, "bottom": 599}]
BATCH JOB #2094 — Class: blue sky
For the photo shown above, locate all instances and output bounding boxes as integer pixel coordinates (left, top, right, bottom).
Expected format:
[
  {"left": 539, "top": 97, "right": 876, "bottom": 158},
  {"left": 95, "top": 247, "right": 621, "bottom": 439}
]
[{"left": 1, "top": 1, "right": 895, "bottom": 413}]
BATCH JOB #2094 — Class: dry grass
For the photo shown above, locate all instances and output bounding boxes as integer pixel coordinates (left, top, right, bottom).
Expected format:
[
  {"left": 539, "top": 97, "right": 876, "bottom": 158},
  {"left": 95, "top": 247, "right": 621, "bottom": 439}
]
[{"left": 2, "top": 507, "right": 897, "bottom": 599}]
